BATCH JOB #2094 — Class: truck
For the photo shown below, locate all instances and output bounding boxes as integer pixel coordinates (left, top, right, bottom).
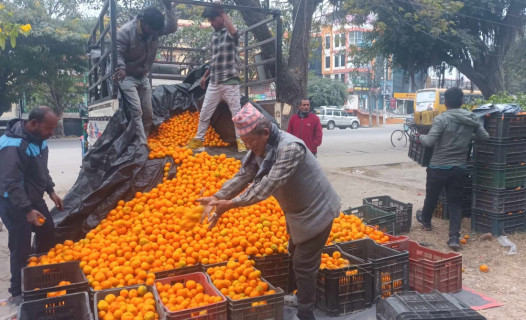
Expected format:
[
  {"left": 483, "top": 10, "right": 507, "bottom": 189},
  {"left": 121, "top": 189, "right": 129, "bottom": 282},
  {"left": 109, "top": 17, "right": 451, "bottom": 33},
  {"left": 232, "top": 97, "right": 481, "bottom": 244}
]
[{"left": 85, "top": 0, "right": 283, "bottom": 153}]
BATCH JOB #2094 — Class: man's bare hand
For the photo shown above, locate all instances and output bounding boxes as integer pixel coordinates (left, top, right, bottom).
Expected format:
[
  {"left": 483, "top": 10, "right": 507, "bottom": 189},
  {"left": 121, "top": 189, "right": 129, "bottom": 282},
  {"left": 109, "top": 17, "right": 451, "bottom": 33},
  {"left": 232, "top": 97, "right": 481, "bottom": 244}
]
[
  {"left": 49, "top": 191, "right": 64, "bottom": 211},
  {"left": 199, "top": 76, "right": 207, "bottom": 89},
  {"left": 26, "top": 210, "right": 46, "bottom": 227},
  {"left": 197, "top": 196, "right": 219, "bottom": 224},
  {"left": 113, "top": 69, "right": 126, "bottom": 82},
  {"left": 196, "top": 197, "right": 235, "bottom": 229}
]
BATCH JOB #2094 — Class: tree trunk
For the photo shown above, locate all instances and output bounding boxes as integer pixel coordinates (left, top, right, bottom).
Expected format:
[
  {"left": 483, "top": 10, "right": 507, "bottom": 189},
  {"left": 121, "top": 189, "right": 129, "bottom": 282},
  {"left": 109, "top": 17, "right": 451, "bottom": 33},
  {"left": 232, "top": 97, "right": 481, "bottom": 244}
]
[{"left": 453, "top": 58, "right": 506, "bottom": 99}]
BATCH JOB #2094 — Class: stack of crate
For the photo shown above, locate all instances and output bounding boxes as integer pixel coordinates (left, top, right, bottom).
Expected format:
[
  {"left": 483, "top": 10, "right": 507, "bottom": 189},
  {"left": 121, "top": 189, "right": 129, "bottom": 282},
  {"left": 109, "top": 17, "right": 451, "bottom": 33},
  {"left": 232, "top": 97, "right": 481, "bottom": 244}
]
[
  {"left": 433, "top": 163, "right": 473, "bottom": 220},
  {"left": 471, "top": 113, "right": 526, "bottom": 235}
]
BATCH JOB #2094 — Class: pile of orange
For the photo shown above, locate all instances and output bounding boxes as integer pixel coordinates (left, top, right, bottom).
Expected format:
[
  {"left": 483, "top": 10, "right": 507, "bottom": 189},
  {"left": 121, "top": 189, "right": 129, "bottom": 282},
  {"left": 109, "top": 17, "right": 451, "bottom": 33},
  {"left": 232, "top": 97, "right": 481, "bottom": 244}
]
[
  {"left": 147, "top": 111, "right": 228, "bottom": 159},
  {"left": 155, "top": 279, "right": 222, "bottom": 314},
  {"left": 206, "top": 257, "right": 276, "bottom": 300},
  {"left": 46, "top": 281, "right": 70, "bottom": 297},
  {"left": 29, "top": 111, "right": 391, "bottom": 295},
  {"left": 320, "top": 251, "right": 351, "bottom": 270},
  {"left": 97, "top": 285, "right": 159, "bottom": 320}
]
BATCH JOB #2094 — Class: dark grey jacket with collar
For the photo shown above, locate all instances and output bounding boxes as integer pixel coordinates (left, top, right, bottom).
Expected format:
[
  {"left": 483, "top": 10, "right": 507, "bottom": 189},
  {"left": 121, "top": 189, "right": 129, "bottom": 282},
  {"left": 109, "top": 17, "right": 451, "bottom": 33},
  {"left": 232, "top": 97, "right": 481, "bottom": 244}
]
[{"left": 116, "top": 5, "right": 178, "bottom": 78}]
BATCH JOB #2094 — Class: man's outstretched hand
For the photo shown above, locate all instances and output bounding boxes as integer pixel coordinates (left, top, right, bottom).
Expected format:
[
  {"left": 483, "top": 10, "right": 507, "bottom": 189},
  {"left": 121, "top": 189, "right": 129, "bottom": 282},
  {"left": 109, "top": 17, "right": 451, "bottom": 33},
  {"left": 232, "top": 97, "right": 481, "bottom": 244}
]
[{"left": 196, "top": 196, "right": 235, "bottom": 229}]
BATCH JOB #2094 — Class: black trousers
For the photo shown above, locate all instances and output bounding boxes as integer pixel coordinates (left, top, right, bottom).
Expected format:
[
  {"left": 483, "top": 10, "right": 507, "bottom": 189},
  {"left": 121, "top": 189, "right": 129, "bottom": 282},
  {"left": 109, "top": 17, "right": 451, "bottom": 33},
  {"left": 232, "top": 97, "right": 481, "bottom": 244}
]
[
  {"left": 288, "top": 221, "right": 333, "bottom": 320},
  {"left": 0, "top": 198, "right": 55, "bottom": 296},
  {"left": 421, "top": 167, "right": 467, "bottom": 237}
]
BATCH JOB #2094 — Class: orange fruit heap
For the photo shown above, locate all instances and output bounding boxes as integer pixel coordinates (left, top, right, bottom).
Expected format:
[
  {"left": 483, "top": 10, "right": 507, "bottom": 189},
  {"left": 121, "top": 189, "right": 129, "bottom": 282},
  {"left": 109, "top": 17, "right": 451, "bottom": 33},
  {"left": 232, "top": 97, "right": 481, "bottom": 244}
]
[
  {"left": 327, "top": 213, "right": 390, "bottom": 244},
  {"left": 97, "top": 286, "right": 159, "bottom": 320},
  {"left": 147, "top": 111, "right": 228, "bottom": 159},
  {"left": 320, "top": 251, "right": 351, "bottom": 270},
  {"left": 46, "top": 280, "right": 71, "bottom": 297},
  {"left": 206, "top": 257, "right": 276, "bottom": 300},
  {"left": 155, "top": 279, "right": 222, "bottom": 314}
]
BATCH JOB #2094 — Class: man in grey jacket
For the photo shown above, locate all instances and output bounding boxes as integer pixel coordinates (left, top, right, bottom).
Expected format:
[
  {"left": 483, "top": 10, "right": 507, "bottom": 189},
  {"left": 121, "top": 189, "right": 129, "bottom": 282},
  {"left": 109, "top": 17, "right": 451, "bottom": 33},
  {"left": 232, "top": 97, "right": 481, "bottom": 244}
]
[
  {"left": 416, "top": 87, "right": 489, "bottom": 250},
  {"left": 198, "top": 103, "right": 340, "bottom": 320},
  {"left": 113, "top": 0, "right": 178, "bottom": 144}
]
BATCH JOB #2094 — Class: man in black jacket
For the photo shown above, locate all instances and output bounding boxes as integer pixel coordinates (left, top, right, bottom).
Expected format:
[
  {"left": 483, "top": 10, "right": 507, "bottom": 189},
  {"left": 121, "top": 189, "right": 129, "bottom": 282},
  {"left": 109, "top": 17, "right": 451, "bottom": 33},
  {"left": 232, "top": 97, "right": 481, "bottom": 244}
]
[{"left": 0, "top": 106, "right": 63, "bottom": 306}]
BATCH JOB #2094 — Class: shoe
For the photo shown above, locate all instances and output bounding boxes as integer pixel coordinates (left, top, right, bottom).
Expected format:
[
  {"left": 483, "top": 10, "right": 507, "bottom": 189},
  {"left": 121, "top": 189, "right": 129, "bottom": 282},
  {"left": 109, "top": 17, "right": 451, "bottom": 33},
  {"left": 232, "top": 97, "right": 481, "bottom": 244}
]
[
  {"left": 186, "top": 138, "right": 205, "bottom": 152},
  {"left": 284, "top": 294, "right": 298, "bottom": 307},
  {"left": 7, "top": 295, "right": 22, "bottom": 307},
  {"left": 447, "top": 236, "right": 461, "bottom": 251},
  {"left": 416, "top": 210, "right": 432, "bottom": 231},
  {"left": 236, "top": 138, "right": 247, "bottom": 152}
]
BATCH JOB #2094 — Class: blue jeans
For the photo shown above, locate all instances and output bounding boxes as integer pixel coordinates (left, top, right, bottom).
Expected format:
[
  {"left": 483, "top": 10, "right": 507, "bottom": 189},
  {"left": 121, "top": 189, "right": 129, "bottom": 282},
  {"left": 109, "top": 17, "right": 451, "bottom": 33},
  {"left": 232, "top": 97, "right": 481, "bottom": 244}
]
[{"left": 0, "top": 198, "right": 55, "bottom": 296}]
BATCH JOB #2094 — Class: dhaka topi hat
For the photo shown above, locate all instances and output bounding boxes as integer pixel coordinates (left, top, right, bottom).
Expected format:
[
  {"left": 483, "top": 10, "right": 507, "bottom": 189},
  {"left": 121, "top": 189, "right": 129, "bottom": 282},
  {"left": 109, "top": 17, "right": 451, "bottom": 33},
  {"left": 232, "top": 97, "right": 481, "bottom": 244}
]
[{"left": 232, "top": 102, "right": 264, "bottom": 136}]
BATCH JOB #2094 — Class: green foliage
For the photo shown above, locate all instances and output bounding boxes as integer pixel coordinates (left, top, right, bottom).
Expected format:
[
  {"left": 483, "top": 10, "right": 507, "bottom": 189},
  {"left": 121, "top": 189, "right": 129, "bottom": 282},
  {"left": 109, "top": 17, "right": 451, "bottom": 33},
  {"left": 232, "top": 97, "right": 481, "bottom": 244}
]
[
  {"left": 0, "top": 3, "right": 32, "bottom": 50},
  {"left": 307, "top": 75, "right": 348, "bottom": 109},
  {"left": 466, "top": 92, "right": 526, "bottom": 111}
]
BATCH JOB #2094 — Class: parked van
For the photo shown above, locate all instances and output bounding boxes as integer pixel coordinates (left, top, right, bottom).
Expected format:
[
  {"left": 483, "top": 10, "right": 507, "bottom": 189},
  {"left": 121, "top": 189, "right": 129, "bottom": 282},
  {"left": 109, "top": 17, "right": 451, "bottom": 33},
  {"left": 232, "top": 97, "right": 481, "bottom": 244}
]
[{"left": 314, "top": 106, "right": 360, "bottom": 130}]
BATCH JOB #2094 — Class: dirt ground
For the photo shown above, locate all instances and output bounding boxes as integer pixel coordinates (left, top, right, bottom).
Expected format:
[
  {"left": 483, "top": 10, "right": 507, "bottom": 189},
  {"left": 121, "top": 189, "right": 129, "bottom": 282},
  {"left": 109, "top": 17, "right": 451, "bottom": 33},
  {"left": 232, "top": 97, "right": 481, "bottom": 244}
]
[{"left": 0, "top": 161, "right": 525, "bottom": 319}]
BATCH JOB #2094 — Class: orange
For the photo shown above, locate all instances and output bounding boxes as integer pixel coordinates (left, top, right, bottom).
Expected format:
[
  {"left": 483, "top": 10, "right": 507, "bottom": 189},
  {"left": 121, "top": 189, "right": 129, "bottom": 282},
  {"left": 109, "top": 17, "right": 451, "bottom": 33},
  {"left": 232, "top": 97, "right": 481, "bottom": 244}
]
[{"left": 479, "top": 264, "right": 489, "bottom": 272}]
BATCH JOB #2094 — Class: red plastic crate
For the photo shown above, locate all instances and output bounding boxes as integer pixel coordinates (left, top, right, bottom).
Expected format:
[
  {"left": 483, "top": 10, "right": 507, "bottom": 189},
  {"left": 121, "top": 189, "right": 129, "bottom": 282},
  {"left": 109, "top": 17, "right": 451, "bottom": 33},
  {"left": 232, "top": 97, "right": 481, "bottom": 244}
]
[
  {"left": 378, "top": 232, "right": 409, "bottom": 250},
  {"left": 154, "top": 272, "right": 227, "bottom": 320},
  {"left": 154, "top": 264, "right": 202, "bottom": 279},
  {"left": 384, "top": 240, "right": 462, "bottom": 293}
]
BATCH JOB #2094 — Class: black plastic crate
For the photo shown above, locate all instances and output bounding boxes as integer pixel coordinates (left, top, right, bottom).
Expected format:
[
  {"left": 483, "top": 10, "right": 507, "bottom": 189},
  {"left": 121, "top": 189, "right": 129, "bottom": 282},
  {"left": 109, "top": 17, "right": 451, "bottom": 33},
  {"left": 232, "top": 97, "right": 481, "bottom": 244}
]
[
  {"left": 471, "top": 209, "right": 526, "bottom": 236},
  {"left": 316, "top": 246, "right": 374, "bottom": 316},
  {"left": 362, "top": 196, "right": 413, "bottom": 235},
  {"left": 251, "top": 253, "right": 291, "bottom": 293},
  {"left": 22, "top": 262, "right": 89, "bottom": 302},
  {"left": 472, "top": 186, "right": 526, "bottom": 214},
  {"left": 376, "top": 290, "right": 486, "bottom": 320},
  {"left": 18, "top": 292, "right": 93, "bottom": 320},
  {"left": 484, "top": 113, "right": 526, "bottom": 139},
  {"left": 343, "top": 205, "right": 396, "bottom": 235},
  {"left": 408, "top": 136, "right": 433, "bottom": 167},
  {"left": 226, "top": 279, "right": 284, "bottom": 320},
  {"left": 473, "top": 139, "right": 526, "bottom": 164},
  {"left": 335, "top": 239, "right": 409, "bottom": 299},
  {"left": 434, "top": 195, "right": 472, "bottom": 220},
  {"left": 473, "top": 163, "right": 526, "bottom": 189}
]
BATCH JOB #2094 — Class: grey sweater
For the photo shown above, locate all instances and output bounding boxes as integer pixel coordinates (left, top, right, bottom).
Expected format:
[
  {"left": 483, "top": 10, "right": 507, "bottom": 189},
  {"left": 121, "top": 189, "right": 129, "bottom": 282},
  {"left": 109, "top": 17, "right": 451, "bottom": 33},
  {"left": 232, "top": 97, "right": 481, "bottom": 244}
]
[{"left": 420, "top": 108, "right": 489, "bottom": 167}]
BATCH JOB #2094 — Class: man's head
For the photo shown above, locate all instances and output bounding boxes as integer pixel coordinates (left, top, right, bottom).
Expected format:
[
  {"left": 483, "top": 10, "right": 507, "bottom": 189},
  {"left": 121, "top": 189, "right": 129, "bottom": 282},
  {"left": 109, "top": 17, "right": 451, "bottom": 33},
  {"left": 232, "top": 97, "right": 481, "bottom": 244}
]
[
  {"left": 299, "top": 99, "right": 310, "bottom": 113},
  {"left": 445, "top": 87, "right": 464, "bottom": 109},
  {"left": 25, "top": 106, "right": 58, "bottom": 140},
  {"left": 233, "top": 103, "right": 271, "bottom": 157},
  {"left": 140, "top": 7, "right": 165, "bottom": 35},
  {"left": 202, "top": 7, "right": 224, "bottom": 31}
]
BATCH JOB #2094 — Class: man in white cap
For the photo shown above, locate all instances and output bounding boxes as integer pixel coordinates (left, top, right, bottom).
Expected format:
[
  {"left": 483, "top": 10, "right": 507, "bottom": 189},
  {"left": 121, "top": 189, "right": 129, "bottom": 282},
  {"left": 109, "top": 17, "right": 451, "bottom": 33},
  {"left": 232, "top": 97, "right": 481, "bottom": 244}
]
[{"left": 198, "top": 103, "right": 340, "bottom": 320}]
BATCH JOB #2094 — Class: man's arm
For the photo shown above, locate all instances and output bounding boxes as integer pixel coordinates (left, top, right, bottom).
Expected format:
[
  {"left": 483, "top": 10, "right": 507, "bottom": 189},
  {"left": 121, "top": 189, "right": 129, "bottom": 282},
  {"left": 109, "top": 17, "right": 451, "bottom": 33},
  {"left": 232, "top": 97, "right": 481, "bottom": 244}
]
[
  {"left": 220, "top": 10, "right": 237, "bottom": 38},
  {"left": 231, "top": 143, "right": 306, "bottom": 207},
  {"left": 214, "top": 158, "right": 257, "bottom": 200},
  {"left": 115, "top": 28, "right": 129, "bottom": 77},
  {"left": 160, "top": 0, "right": 178, "bottom": 36},
  {"left": 286, "top": 116, "right": 294, "bottom": 134},
  {"left": 473, "top": 123, "right": 490, "bottom": 142},
  {"left": 0, "top": 148, "right": 33, "bottom": 214},
  {"left": 313, "top": 116, "right": 323, "bottom": 147},
  {"left": 420, "top": 116, "right": 445, "bottom": 147}
]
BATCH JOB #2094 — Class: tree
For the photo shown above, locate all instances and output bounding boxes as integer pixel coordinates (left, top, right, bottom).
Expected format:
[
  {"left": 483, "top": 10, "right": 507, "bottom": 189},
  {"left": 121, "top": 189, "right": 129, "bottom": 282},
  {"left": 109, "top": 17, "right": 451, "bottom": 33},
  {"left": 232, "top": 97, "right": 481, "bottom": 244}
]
[
  {"left": 307, "top": 75, "right": 348, "bottom": 109},
  {"left": 345, "top": 0, "right": 526, "bottom": 98},
  {"left": 503, "top": 36, "right": 526, "bottom": 94},
  {"left": 0, "top": 3, "right": 32, "bottom": 50}
]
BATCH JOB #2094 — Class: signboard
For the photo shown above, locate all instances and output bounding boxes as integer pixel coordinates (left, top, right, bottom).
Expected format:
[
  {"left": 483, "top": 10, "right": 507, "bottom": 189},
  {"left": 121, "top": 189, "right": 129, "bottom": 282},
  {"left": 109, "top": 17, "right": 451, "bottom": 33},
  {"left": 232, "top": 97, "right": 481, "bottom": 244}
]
[{"left": 394, "top": 92, "right": 416, "bottom": 100}]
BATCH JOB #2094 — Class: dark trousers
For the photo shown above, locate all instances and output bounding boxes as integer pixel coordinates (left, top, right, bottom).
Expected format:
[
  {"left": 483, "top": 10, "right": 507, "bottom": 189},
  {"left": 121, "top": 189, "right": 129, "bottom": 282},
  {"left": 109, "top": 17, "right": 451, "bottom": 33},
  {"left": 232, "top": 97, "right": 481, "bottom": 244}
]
[
  {"left": 0, "top": 198, "right": 55, "bottom": 296},
  {"left": 421, "top": 167, "right": 467, "bottom": 237},
  {"left": 288, "top": 221, "right": 333, "bottom": 320}
]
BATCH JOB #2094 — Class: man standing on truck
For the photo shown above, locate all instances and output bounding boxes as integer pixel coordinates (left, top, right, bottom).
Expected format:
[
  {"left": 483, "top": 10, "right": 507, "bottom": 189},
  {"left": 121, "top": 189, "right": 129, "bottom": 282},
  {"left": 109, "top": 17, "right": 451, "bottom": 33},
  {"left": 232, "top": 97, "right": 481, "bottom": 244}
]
[
  {"left": 186, "top": 4, "right": 247, "bottom": 152},
  {"left": 198, "top": 104, "right": 340, "bottom": 320},
  {"left": 113, "top": 0, "right": 178, "bottom": 144},
  {"left": 416, "top": 87, "right": 489, "bottom": 250},
  {"left": 0, "top": 106, "right": 64, "bottom": 306},
  {"left": 287, "top": 99, "right": 323, "bottom": 157}
]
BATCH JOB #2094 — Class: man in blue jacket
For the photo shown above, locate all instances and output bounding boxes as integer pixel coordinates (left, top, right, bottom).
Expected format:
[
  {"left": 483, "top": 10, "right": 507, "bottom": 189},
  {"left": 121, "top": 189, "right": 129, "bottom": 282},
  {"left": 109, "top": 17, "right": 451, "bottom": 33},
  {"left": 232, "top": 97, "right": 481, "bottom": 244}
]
[
  {"left": 0, "top": 106, "right": 63, "bottom": 306},
  {"left": 416, "top": 87, "right": 489, "bottom": 250}
]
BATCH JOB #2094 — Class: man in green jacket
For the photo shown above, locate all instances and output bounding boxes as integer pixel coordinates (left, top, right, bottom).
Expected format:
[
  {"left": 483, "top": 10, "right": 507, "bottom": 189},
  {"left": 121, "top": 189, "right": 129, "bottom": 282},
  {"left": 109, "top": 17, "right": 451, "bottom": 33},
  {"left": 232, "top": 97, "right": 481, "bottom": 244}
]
[{"left": 416, "top": 87, "right": 489, "bottom": 250}]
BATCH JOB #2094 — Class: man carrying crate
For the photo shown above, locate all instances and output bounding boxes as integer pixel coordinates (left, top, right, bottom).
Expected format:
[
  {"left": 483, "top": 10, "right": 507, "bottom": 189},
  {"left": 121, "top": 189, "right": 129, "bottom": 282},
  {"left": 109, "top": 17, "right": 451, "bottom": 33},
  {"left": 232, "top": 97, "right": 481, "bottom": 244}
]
[
  {"left": 0, "top": 106, "right": 64, "bottom": 306},
  {"left": 198, "top": 103, "right": 340, "bottom": 320},
  {"left": 416, "top": 87, "right": 489, "bottom": 250}
]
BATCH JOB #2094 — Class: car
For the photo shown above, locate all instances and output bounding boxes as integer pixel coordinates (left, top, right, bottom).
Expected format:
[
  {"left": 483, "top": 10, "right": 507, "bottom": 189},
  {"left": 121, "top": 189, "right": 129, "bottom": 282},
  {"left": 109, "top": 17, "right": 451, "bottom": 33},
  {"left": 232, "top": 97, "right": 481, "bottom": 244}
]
[{"left": 314, "top": 106, "right": 360, "bottom": 130}]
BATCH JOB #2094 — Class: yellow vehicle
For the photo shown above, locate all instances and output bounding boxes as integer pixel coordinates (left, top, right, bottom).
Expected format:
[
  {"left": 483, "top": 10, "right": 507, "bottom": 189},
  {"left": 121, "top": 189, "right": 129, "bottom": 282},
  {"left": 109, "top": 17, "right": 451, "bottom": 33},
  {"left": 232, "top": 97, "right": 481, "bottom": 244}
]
[{"left": 414, "top": 88, "right": 483, "bottom": 124}]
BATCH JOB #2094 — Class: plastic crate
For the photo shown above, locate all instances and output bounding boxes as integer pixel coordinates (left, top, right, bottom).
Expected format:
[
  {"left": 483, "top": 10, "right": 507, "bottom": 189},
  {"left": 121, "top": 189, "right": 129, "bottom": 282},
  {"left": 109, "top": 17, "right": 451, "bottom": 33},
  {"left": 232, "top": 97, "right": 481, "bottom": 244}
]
[
  {"left": 471, "top": 209, "right": 526, "bottom": 236},
  {"left": 363, "top": 196, "right": 413, "bottom": 235},
  {"left": 343, "top": 205, "right": 396, "bottom": 235},
  {"left": 251, "top": 253, "right": 291, "bottom": 293},
  {"left": 334, "top": 239, "right": 409, "bottom": 299},
  {"left": 376, "top": 290, "right": 486, "bottom": 320},
  {"left": 94, "top": 284, "right": 166, "bottom": 320},
  {"left": 484, "top": 113, "right": 526, "bottom": 139},
  {"left": 154, "top": 264, "right": 202, "bottom": 280},
  {"left": 226, "top": 278, "right": 284, "bottom": 320},
  {"left": 473, "top": 163, "right": 526, "bottom": 189},
  {"left": 472, "top": 186, "right": 526, "bottom": 214},
  {"left": 433, "top": 197, "right": 472, "bottom": 220},
  {"left": 384, "top": 241, "right": 462, "bottom": 293},
  {"left": 316, "top": 246, "right": 373, "bottom": 316},
  {"left": 473, "top": 139, "right": 526, "bottom": 164},
  {"left": 18, "top": 292, "right": 93, "bottom": 320},
  {"left": 154, "top": 272, "right": 227, "bottom": 320},
  {"left": 408, "top": 136, "right": 433, "bottom": 167},
  {"left": 414, "top": 111, "right": 440, "bottom": 125},
  {"left": 22, "top": 261, "right": 89, "bottom": 302},
  {"left": 381, "top": 234, "right": 410, "bottom": 250}
]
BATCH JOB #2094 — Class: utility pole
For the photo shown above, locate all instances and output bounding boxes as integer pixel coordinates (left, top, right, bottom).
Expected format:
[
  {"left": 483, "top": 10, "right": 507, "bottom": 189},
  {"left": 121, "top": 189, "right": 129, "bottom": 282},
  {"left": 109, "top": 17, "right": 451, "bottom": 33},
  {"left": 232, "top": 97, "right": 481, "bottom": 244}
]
[{"left": 383, "top": 58, "right": 388, "bottom": 125}]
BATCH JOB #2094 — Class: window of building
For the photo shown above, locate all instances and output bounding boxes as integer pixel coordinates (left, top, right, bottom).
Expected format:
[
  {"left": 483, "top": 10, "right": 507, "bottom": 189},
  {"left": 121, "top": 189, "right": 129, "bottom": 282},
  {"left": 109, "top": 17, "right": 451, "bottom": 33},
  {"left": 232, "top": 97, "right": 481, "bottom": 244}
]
[
  {"left": 334, "top": 55, "right": 340, "bottom": 68},
  {"left": 349, "top": 31, "right": 364, "bottom": 46},
  {"left": 340, "top": 55, "right": 346, "bottom": 68},
  {"left": 340, "top": 73, "right": 346, "bottom": 83},
  {"left": 325, "top": 56, "right": 330, "bottom": 69},
  {"left": 334, "top": 34, "right": 346, "bottom": 49},
  {"left": 325, "top": 35, "right": 330, "bottom": 49}
]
